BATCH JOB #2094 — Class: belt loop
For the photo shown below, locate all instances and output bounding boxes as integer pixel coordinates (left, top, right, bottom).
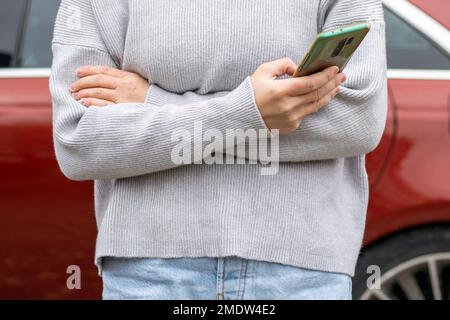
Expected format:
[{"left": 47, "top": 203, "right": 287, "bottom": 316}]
[
  {"left": 216, "top": 258, "right": 225, "bottom": 300},
  {"left": 237, "top": 259, "right": 249, "bottom": 300}
]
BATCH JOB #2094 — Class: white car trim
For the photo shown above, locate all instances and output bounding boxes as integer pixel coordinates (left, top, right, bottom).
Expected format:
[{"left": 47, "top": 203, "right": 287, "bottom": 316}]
[
  {"left": 383, "top": 0, "right": 450, "bottom": 54},
  {"left": 0, "top": 68, "right": 449, "bottom": 81},
  {"left": 387, "top": 69, "right": 450, "bottom": 80},
  {"left": 0, "top": 68, "right": 51, "bottom": 78}
]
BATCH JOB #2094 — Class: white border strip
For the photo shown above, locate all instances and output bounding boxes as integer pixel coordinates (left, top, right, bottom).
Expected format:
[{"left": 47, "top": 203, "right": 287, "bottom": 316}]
[{"left": 383, "top": 0, "right": 450, "bottom": 54}]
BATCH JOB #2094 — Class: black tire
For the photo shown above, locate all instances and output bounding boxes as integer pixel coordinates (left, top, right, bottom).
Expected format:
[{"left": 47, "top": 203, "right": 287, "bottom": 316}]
[{"left": 353, "top": 224, "right": 450, "bottom": 300}]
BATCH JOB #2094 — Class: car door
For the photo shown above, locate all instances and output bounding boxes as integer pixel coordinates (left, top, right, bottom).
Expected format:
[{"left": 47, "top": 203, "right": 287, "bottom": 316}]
[
  {"left": 0, "top": 0, "right": 101, "bottom": 299},
  {"left": 365, "top": 1, "right": 450, "bottom": 243}
]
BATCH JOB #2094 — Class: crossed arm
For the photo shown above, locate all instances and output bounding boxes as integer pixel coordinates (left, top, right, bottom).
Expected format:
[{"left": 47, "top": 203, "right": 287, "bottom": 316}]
[{"left": 51, "top": 0, "right": 387, "bottom": 181}]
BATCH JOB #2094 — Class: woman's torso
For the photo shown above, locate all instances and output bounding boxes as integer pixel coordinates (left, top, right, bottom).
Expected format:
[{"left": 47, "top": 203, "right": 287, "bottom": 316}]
[{"left": 92, "top": 0, "right": 320, "bottom": 94}]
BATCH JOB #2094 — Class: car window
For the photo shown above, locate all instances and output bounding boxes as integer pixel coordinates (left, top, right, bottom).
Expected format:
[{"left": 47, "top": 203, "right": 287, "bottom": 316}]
[
  {"left": 19, "top": 0, "right": 61, "bottom": 68},
  {"left": 0, "top": 0, "right": 27, "bottom": 67},
  {"left": 384, "top": 7, "right": 450, "bottom": 70}
]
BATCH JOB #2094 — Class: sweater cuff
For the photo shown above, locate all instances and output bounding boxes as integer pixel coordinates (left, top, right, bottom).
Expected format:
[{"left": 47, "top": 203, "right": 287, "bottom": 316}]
[
  {"left": 244, "top": 76, "right": 275, "bottom": 138},
  {"left": 146, "top": 77, "right": 272, "bottom": 135},
  {"left": 145, "top": 84, "right": 172, "bottom": 106},
  {"left": 221, "top": 76, "right": 272, "bottom": 135}
]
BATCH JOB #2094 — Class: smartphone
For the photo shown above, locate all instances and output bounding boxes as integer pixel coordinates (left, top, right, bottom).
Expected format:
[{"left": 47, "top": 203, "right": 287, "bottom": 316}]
[{"left": 292, "top": 22, "right": 371, "bottom": 78}]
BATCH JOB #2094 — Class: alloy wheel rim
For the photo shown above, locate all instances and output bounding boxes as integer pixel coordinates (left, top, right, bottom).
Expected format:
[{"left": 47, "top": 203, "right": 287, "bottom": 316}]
[{"left": 360, "top": 253, "right": 450, "bottom": 300}]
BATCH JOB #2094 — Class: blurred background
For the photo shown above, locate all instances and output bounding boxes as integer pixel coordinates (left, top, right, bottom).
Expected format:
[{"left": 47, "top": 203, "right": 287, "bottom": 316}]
[{"left": 0, "top": 0, "right": 449, "bottom": 300}]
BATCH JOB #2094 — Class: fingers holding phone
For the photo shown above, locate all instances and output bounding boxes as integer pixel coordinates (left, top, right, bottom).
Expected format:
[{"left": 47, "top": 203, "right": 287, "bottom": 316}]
[{"left": 251, "top": 58, "right": 346, "bottom": 134}]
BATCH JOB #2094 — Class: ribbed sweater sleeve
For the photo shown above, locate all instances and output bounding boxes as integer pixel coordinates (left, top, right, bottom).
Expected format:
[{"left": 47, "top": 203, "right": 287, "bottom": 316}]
[
  {"left": 141, "top": 0, "right": 388, "bottom": 162},
  {"left": 50, "top": 0, "right": 268, "bottom": 181},
  {"left": 280, "top": 0, "right": 388, "bottom": 161}
]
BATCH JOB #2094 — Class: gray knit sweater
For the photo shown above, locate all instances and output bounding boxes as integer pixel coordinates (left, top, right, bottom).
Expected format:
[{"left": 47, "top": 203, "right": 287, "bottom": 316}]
[{"left": 50, "top": 0, "right": 387, "bottom": 276}]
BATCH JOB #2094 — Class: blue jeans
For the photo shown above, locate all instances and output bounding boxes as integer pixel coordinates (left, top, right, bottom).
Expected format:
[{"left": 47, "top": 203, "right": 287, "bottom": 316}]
[{"left": 102, "top": 257, "right": 352, "bottom": 300}]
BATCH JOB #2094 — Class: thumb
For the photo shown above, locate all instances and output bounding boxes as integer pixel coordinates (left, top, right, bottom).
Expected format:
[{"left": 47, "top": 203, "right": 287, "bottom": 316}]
[{"left": 262, "top": 58, "right": 298, "bottom": 78}]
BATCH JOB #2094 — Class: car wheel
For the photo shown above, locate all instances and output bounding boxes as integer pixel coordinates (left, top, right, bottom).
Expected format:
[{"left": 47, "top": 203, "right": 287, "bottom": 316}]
[{"left": 353, "top": 225, "right": 450, "bottom": 300}]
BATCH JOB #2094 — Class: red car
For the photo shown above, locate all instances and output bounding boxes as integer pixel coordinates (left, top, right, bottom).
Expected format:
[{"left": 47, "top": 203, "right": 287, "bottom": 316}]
[{"left": 1, "top": 0, "right": 449, "bottom": 300}]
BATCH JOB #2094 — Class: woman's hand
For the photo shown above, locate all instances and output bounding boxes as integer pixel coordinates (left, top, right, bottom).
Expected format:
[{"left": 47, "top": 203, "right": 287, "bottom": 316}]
[
  {"left": 251, "top": 58, "right": 346, "bottom": 134},
  {"left": 71, "top": 66, "right": 150, "bottom": 107}
]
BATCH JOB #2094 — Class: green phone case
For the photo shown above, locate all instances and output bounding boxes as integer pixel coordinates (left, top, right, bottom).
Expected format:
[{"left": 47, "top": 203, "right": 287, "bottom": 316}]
[{"left": 292, "top": 22, "right": 371, "bottom": 78}]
